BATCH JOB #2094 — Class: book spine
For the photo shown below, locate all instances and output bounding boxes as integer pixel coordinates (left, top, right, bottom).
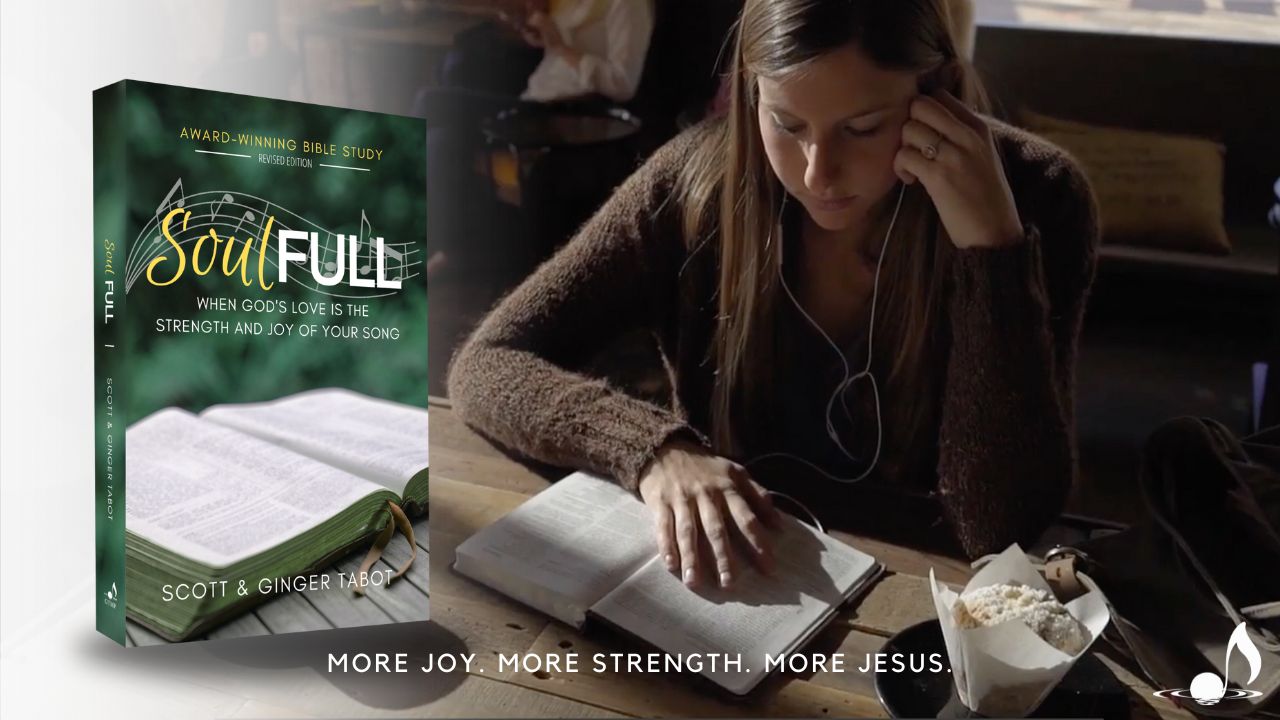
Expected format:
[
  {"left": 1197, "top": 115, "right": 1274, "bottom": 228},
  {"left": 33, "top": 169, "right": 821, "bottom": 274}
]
[{"left": 94, "top": 81, "right": 128, "bottom": 645}]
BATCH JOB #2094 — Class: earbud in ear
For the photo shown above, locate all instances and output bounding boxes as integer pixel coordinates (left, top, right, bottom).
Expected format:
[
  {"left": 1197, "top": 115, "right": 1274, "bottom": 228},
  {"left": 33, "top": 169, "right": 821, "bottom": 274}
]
[
  {"left": 919, "top": 60, "right": 963, "bottom": 95},
  {"left": 940, "top": 59, "right": 963, "bottom": 93}
]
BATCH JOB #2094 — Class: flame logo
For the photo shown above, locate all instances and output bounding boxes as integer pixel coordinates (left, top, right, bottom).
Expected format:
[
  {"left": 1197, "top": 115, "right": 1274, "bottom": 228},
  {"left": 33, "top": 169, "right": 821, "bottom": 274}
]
[{"left": 1153, "top": 622, "right": 1265, "bottom": 705}]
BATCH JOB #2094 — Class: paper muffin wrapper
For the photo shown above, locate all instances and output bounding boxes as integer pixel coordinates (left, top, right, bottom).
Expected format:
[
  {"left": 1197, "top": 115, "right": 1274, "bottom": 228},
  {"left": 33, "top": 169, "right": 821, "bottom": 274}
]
[{"left": 930, "top": 543, "right": 1112, "bottom": 716}]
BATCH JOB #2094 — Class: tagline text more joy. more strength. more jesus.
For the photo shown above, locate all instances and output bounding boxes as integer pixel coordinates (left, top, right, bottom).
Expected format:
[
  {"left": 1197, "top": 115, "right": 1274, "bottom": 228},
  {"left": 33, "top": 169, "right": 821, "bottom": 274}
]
[{"left": 327, "top": 652, "right": 948, "bottom": 675}]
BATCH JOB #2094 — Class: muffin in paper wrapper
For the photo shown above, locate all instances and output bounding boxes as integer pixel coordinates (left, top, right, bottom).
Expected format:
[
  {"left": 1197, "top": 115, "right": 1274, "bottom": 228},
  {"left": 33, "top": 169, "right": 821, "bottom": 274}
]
[{"left": 930, "top": 543, "right": 1111, "bottom": 716}]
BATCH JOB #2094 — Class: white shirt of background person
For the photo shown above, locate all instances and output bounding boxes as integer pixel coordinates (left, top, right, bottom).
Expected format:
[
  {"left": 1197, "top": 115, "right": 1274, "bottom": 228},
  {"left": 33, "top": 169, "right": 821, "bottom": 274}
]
[{"left": 521, "top": 0, "right": 654, "bottom": 104}]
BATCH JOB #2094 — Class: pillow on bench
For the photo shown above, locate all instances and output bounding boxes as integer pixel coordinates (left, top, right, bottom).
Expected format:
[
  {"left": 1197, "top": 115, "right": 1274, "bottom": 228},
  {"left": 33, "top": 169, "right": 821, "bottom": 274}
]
[{"left": 1021, "top": 109, "right": 1230, "bottom": 255}]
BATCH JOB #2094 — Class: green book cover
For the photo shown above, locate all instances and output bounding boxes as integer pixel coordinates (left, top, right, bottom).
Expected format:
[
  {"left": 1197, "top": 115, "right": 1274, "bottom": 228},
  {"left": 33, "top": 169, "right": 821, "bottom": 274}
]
[{"left": 94, "top": 80, "right": 428, "bottom": 645}]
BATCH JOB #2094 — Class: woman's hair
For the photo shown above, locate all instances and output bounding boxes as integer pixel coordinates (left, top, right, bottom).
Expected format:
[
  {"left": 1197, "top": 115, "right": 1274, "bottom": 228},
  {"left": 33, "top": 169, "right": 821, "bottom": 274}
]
[{"left": 677, "top": 0, "right": 994, "bottom": 464}]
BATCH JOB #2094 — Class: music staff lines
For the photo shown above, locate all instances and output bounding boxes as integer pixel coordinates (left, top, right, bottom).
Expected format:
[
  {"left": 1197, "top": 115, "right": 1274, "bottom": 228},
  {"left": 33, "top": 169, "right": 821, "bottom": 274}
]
[
  {"left": 125, "top": 183, "right": 422, "bottom": 299},
  {"left": 124, "top": 205, "right": 421, "bottom": 285},
  {"left": 126, "top": 220, "right": 422, "bottom": 299}
]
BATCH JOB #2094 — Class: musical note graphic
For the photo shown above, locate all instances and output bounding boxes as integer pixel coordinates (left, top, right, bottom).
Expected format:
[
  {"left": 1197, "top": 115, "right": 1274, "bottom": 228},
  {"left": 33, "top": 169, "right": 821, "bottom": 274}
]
[
  {"left": 1189, "top": 622, "right": 1263, "bottom": 705},
  {"left": 1157, "top": 622, "right": 1265, "bottom": 705},
  {"left": 155, "top": 178, "right": 185, "bottom": 219},
  {"left": 357, "top": 209, "right": 374, "bottom": 275},
  {"left": 234, "top": 210, "right": 257, "bottom": 236},
  {"left": 380, "top": 240, "right": 405, "bottom": 283},
  {"left": 210, "top": 193, "right": 235, "bottom": 220}
]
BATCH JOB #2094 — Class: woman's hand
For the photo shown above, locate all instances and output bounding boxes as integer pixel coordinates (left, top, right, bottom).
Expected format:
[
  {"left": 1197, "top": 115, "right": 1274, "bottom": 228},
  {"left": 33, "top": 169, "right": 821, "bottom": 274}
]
[
  {"left": 518, "top": 11, "right": 584, "bottom": 67},
  {"left": 893, "top": 88, "right": 1025, "bottom": 249},
  {"left": 521, "top": 11, "right": 563, "bottom": 50},
  {"left": 637, "top": 439, "right": 781, "bottom": 590}
]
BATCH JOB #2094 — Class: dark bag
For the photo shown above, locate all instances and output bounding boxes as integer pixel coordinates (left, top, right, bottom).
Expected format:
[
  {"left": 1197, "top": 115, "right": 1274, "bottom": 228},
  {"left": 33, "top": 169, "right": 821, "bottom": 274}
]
[{"left": 1046, "top": 417, "right": 1280, "bottom": 716}]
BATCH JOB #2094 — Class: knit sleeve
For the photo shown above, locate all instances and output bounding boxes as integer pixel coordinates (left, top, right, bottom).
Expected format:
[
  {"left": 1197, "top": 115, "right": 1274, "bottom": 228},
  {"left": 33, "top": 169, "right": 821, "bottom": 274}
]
[
  {"left": 446, "top": 125, "right": 711, "bottom": 491},
  {"left": 935, "top": 153, "right": 1100, "bottom": 558}
]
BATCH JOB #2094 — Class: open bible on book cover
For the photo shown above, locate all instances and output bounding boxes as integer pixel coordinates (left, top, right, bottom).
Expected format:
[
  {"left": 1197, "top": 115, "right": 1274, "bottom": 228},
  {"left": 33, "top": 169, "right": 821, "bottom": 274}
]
[
  {"left": 453, "top": 471, "right": 883, "bottom": 695},
  {"left": 126, "top": 388, "right": 429, "bottom": 641}
]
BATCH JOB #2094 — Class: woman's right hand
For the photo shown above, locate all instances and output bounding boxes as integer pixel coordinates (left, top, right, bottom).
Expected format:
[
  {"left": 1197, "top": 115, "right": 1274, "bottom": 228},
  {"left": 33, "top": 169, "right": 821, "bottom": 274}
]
[{"left": 637, "top": 439, "right": 782, "bottom": 590}]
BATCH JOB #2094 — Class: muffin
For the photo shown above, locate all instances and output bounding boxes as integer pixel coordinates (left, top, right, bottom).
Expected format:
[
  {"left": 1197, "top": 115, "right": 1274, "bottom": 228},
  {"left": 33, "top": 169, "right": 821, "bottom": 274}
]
[{"left": 953, "top": 581, "right": 1089, "bottom": 655}]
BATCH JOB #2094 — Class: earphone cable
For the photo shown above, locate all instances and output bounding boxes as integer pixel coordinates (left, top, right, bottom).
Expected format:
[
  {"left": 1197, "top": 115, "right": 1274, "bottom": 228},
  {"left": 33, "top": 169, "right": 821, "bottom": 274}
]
[{"left": 745, "top": 182, "right": 907, "bottom": 487}]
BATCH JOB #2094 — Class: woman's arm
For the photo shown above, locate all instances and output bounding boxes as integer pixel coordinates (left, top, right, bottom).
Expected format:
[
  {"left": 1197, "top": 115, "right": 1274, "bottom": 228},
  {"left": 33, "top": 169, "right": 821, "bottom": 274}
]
[
  {"left": 446, "top": 126, "right": 704, "bottom": 489},
  {"left": 935, "top": 152, "right": 1100, "bottom": 558},
  {"left": 570, "top": 0, "right": 653, "bottom": 102}
]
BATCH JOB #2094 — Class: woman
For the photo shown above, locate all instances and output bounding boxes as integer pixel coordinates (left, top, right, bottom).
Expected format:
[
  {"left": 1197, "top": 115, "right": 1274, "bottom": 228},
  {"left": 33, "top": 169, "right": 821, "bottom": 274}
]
[{"left": 447, "top": 0, "right": 1099, "bottom": 590}]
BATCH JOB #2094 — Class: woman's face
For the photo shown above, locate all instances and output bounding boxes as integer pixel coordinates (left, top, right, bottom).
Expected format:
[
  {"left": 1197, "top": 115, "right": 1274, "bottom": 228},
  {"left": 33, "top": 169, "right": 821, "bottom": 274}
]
[{"left": 757, "top": 44, "right": 920, "bottom": 233}]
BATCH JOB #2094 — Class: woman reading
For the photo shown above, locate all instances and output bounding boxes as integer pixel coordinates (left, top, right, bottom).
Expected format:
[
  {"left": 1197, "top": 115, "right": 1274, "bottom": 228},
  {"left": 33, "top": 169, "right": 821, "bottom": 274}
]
[{"left": 448, "top": 0, "right": 1100, "bottom": 590}]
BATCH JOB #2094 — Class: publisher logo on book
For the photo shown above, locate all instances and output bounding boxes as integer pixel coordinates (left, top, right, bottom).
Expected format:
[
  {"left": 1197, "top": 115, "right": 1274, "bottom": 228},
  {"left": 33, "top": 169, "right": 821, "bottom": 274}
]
[
  {"left": 103, "top": 582, "right": 118, "bottom": 610},
  {"left": 1152, "top": 622, "right": 1264, "bottom": 705}
]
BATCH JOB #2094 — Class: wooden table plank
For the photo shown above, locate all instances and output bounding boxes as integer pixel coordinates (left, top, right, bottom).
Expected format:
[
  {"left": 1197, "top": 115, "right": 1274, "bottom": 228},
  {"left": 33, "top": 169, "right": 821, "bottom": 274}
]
[
  {"left": 799, "top": 626, "right": 887, "bottom": 698},
  {"left": 434, "top": 447, "right": 554, "bottom": 495},
  {"left": 299, "top": 566, "right": 397, "bottom": 629},
  {"left": 422, "top": 673, "right": 630, "bottom": 719},
  {"left": 206, "top": 611, "right": 272, "bottom": 640},
  {"left": 126, "top": 621, "right": 170, "bottom": 647},
  {"left": 843, "top": 573, "right": 943, "bottom": 638},
  {"left": 224, "top": 671, "right": 627, "bottom": 719},
  {"left": 332, "top": 554, "right": 428, "bottom": 623},
  {"left": 254, "top": 589, "right": 337, "bottom": 635},
  {"left": 502, "top": 620, "right": 888, "bottom": 718},
  {"left": 431, "top": 476, "right": 532, "bottom": 538},
  {"left": 428, "top": 592, "right": 550, "bottom": 678},
  {"left": 381, "top": 522, "right": 430, "bottom": 595},
  {"left": 413, "top": 516, "right": 430, "bottom": 552}
]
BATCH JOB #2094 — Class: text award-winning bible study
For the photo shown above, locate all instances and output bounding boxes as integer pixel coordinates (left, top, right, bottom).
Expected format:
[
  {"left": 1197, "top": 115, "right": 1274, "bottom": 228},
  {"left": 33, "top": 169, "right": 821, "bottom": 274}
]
[{"left": 94, "top": 80, "right": 429, "bottom": 645}]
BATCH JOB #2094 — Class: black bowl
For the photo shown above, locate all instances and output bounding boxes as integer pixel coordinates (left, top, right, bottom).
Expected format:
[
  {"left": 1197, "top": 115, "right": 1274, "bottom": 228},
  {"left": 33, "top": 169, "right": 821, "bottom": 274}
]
[{"left": 874, "top": 620, "right": 1131, "bottom": 719}]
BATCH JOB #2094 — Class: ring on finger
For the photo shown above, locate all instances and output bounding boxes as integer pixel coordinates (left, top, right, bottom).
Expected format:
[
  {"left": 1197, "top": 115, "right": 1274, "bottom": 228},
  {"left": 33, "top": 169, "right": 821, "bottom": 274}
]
[{"left": 922, "top": 136, "right": 942, "bottom": 161}]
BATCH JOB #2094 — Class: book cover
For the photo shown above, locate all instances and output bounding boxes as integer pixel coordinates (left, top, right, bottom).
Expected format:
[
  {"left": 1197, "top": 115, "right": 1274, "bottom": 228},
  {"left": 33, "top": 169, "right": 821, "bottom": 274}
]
[{"left": 93, "top": 80, "right": 429, "bottom": 645}]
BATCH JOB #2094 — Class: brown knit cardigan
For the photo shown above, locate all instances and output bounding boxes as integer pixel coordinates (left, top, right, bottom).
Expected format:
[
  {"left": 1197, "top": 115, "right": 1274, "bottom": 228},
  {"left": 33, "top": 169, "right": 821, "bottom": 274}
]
[{"left": 447, "top": 115, "right": 1100, "bottom": 558}]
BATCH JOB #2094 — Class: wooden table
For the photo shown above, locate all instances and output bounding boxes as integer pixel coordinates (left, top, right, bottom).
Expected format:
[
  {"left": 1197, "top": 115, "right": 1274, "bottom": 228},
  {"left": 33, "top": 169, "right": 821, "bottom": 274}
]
[{"left": 427, "top": 396, "right": 1195, "bottom": 720}]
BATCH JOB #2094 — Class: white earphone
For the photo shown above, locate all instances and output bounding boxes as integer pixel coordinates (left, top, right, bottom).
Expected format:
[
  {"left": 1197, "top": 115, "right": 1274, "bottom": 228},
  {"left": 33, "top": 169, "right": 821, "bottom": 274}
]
[{"left": 744, "top": 181, "right": 908, "bottom": 490}]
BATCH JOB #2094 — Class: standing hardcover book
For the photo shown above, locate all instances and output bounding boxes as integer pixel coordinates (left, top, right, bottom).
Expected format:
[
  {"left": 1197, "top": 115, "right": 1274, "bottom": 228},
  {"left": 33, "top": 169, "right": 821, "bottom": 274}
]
[{"left": 94, "top": 80, "right": 429, "bottom": 644}]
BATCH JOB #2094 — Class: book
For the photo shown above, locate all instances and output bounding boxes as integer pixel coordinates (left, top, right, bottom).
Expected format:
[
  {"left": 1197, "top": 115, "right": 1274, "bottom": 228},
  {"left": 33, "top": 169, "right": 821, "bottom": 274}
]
[
  {"left": 94, "top": 80, "right": 428, "bottom": 645},
  {"left": 453, "top": 472, "right": 883, "bottom": 695},
  {"left": 127, "top": 389, "right": 428, "bottom": 641}
]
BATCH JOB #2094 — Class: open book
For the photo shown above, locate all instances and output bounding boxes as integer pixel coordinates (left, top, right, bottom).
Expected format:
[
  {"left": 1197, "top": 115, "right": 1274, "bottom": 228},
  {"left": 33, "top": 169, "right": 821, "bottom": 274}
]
[
  {"left": 125, "top": 388, "right": 429, "bottom": 641},
  {"left": 453, "top": 472, "right": 882, "bottom": 695}
]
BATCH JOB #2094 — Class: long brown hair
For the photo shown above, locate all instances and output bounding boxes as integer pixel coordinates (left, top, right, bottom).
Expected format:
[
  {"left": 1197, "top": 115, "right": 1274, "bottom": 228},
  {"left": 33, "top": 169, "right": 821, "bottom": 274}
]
[{"left": 677, "top": 0, "right": 993, "bottom": 464}]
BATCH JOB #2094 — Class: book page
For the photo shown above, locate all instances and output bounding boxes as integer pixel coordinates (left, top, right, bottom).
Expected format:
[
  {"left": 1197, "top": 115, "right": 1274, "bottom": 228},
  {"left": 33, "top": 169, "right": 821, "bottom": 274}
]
[
  {"left": 590, "top": 514, "right": 879, "bottom": 695},
  {"left": 126, "top": 408, "right": 390, "bottom": 568},
  {"left": 201, "top": 388, "right": 428, "bottom": 496},
  {"left": 453, "top": 472, "right": 656, "bottom": 627}
]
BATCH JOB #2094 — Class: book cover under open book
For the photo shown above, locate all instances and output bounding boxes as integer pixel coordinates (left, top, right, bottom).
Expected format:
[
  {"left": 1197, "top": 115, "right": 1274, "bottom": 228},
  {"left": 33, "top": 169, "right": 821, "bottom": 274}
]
[
  {"left": 94, "top": 80, "right": 428, "bottom": 645},
  {"left": 453, "top": 472, "right": 883, "bottom": 696}
]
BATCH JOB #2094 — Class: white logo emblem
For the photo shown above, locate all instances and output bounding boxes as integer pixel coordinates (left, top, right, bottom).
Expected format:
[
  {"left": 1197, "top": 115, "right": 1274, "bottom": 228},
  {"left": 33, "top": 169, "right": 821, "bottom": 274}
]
[
  {"left": 103, "top": 581, "right": 118, "bottom": 609},
  {"left": 1153, "top": 622, "right": 1264, "bottom": 704}
]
